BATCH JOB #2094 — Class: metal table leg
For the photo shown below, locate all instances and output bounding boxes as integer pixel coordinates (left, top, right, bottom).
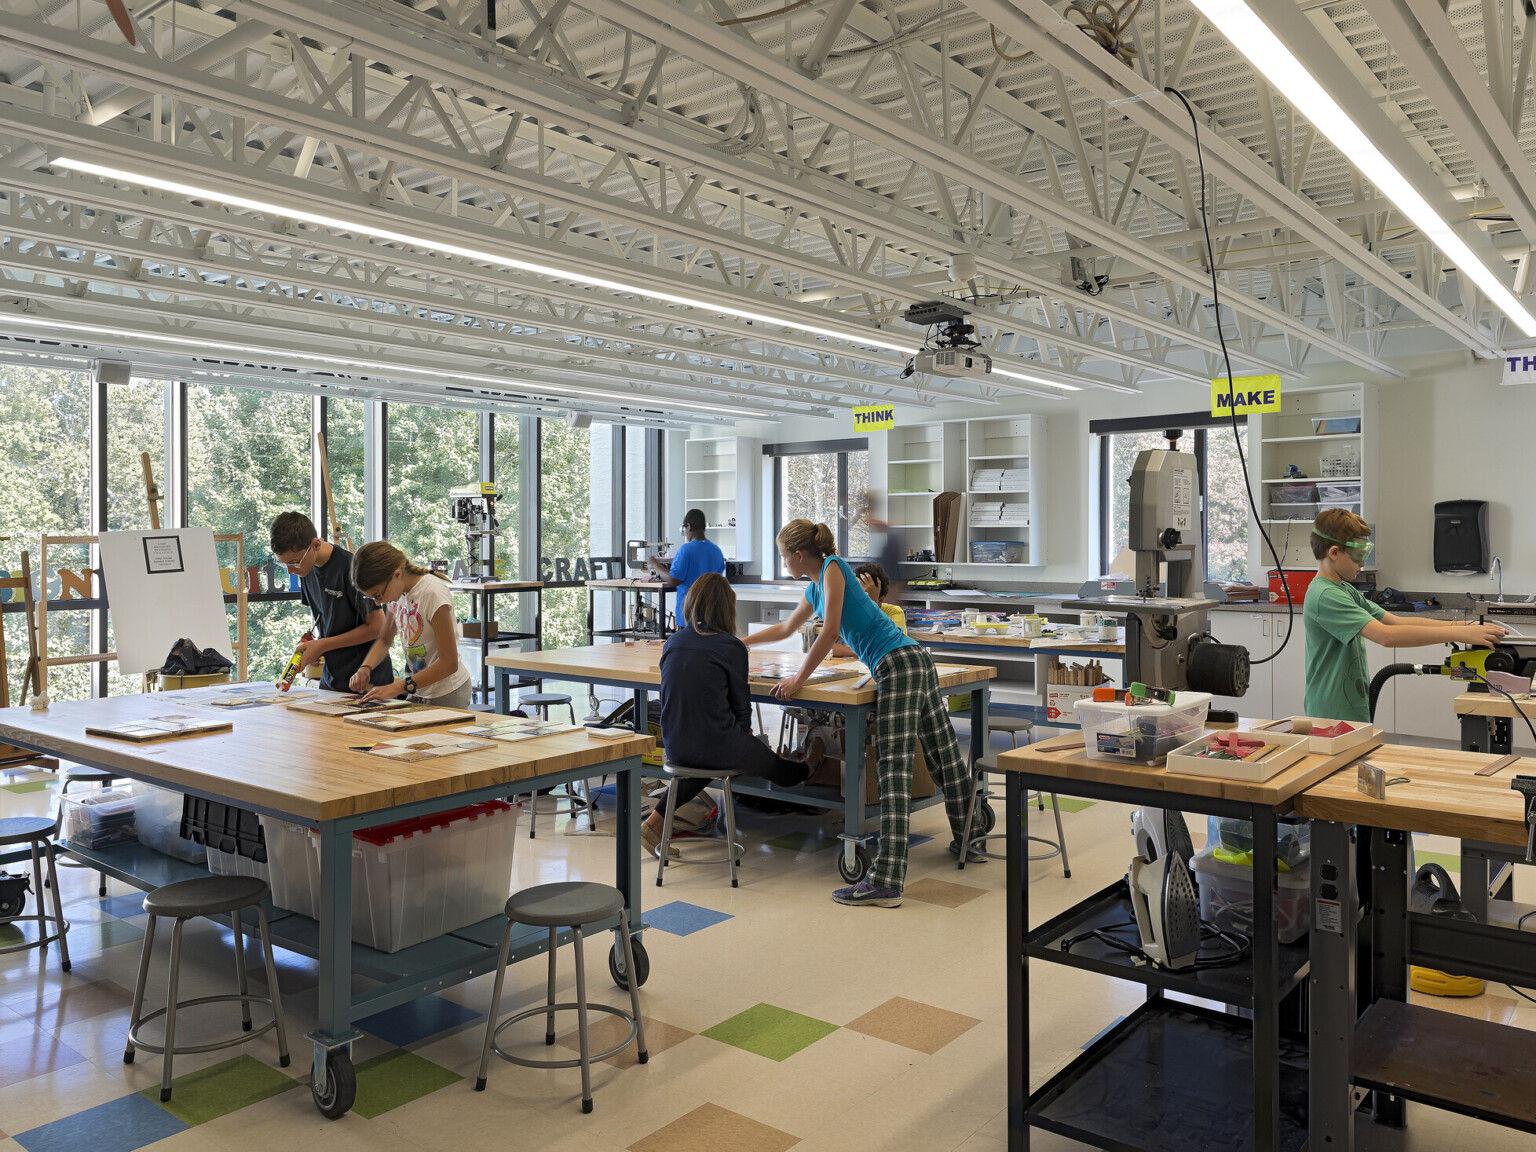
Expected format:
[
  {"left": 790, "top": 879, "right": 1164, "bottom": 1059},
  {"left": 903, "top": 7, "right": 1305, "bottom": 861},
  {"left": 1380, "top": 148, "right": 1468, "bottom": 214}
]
[
  {"left": 495, "top": 666, "right": 510, "bottom": 716},
  {"left": 1251, "top": 805, "right": 1280, "bottom": 1151},
  {"left": 1007, "top": 770, "right": 1028, "bottom": 1152},
  {"left": 840, "top": 702, "right": 872, "bottom": 880},
  {"left": 970, "top": 684, "right": 990, "bottom": 764},
  {"left": 1310, "top": 819, "right": 1358, "bottom": 1150},
  {"left": 309, "top": 819, "right": 362, "bottom": 1117},
  {"left": 1369, "top": 827, "right": 1410, "bottom": 1129}
]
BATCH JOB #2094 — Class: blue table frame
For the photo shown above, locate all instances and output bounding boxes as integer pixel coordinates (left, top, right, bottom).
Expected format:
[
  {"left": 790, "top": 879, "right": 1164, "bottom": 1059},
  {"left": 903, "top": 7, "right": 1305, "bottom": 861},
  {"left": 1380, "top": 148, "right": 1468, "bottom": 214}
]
[
  {"left": 493, "top": 655, "right": 991, "bottom": 883},
  {"left": 0, "top": 719, "right": 644, "bottom": 1119}
]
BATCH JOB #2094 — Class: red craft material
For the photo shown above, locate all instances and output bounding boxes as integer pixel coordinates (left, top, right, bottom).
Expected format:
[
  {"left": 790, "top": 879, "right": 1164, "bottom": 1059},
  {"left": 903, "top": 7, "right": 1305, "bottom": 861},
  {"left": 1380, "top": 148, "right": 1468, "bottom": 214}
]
[
  {"left": 1211, "top": 732, "right": 1266, "bottom": 755},
  {"left": 1311, "top": 722, "right": 1355, "bottom": 739}
]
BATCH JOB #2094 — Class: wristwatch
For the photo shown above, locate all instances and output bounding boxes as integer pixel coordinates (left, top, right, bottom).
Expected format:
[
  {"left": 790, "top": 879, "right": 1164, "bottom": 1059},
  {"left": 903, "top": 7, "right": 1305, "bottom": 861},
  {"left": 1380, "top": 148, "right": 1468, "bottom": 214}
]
[{"left": 402, "top": 676, "right": 418, "bottom": 696}]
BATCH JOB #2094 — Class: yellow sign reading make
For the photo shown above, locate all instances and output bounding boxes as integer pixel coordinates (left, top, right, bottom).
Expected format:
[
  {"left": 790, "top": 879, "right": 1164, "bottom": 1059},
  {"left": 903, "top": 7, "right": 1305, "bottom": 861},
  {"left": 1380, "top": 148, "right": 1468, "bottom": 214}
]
[
  {"left": 853, "top": 404, "right": 896, "bottom": 431},
  {"left": 1211, "top": 374, "right": 1282, "bottom": 417}
]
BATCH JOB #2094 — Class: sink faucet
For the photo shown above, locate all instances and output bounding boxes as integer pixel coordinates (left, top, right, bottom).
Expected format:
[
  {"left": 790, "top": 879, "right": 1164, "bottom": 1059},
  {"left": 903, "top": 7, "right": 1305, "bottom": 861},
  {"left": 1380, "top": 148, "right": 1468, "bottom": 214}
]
[{"left": 1491, "top": 555, "right": 1504, "bottom": 602}]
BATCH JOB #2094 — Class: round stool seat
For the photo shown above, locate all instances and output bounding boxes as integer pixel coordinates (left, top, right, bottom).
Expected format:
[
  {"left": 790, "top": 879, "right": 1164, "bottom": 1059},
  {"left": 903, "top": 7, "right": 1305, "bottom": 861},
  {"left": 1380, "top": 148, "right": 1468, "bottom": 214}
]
[
  {"left": 0, "top": 816, "right": 59, "bottom": 846},
  {"left": 62, "top": 766, "right": 117, "bottom": 784},
  {"left": 989, "top": 716, "right": 1035, "bottom": 735},
  {"left": 976, "top": 754, "right": 1000, "bottom": 773},
  {"left": 521, "top": 692, "right": 572, "bottom": 707},
  {"left": 143, "top": 875, "right": 268, "bottom": 919},
  {"left": 663, "top": 762, "right": 742, "bottom": 780},
  {"left": 506, "top": 881, "right": 623, "bottom": 929}
]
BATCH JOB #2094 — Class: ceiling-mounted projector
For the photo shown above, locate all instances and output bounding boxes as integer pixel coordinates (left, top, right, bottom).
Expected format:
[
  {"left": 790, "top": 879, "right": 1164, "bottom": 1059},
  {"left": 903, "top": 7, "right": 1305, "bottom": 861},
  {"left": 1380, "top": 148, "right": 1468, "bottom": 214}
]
[{"left": 914, "top": 348, "right": 992, "bottom": 378}]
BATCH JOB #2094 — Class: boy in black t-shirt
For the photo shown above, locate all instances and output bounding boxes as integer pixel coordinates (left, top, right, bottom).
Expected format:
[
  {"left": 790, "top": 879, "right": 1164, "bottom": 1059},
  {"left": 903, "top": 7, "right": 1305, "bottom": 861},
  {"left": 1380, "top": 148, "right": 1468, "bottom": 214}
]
[{"left": 269, "top": 512, "right": 393, "bottom": 692}]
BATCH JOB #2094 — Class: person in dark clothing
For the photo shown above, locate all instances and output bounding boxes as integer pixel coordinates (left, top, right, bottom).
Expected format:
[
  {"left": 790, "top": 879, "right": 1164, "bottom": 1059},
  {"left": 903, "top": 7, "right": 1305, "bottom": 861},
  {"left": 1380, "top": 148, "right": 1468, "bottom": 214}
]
[
  {"left": 647, "top": 572, "right": 809, "bottom": 859},
  {"left": 270, "top": 512, "right": 393, "bottom": 693}
]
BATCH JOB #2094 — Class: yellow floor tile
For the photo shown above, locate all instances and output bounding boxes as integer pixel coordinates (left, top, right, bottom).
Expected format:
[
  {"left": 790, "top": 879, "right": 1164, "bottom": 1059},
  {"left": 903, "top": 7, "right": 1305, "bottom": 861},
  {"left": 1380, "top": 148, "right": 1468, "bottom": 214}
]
[
  {"left": 844, "top": 997, "right": 981, "bottom": 1054},
  {"left": 629, "top": 1102, "right": 800, "bottom": 1152}
]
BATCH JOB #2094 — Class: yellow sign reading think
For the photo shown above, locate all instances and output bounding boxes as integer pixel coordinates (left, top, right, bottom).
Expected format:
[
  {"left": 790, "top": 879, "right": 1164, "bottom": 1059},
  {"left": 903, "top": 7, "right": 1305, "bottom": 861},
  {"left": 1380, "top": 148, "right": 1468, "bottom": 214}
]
[
  {"left": 853, "top": 404, "right": 897, "bottom": 431},
  {"left": 1211, "top": 374, "right": 1283, "bottom": 417}
]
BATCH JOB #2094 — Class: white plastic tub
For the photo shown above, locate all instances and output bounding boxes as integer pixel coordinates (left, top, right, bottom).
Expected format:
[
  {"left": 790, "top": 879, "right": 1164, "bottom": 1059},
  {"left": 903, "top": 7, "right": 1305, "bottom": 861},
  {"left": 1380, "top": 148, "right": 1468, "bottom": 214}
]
[
  {"left": 135, "top": 784, "right": 206, "bottom": 864},
  {"left": 206, "top": 846, "right": 271, "bottom": 883},
  {"left": 259, "top": 801, "right": 518, "bottom": 953},
  {"left": 1074, "top": 692, "right": 1212, "bottom": 766},
  {"left": 1192, "top": 845, "right": 1311, "bottom": 945}
]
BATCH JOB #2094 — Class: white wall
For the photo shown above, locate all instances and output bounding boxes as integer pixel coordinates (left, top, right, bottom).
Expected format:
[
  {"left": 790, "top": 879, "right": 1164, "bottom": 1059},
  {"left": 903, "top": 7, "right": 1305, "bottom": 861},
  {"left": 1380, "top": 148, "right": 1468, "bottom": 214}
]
[{"left": 737, "top": 349, "right": 1536, "bottom": 596}]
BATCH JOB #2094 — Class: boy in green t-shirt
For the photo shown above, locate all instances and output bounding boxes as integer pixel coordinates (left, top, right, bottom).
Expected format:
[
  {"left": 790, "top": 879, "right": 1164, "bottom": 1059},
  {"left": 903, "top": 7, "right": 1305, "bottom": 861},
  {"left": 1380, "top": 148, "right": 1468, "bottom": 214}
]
[{"left": 1303, "top": 509, "right": 1505, "bottom": 722}]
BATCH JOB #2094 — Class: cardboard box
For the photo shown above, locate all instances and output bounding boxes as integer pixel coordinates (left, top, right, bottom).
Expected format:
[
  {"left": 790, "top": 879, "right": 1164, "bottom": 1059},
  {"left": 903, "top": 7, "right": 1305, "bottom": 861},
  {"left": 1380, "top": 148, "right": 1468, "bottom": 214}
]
[
  {"left": 1046, "top": 682, "right": 1096, "bottom": 721},
  {"left": 463, "top": 619, "right": 499, "bottom": 640}
]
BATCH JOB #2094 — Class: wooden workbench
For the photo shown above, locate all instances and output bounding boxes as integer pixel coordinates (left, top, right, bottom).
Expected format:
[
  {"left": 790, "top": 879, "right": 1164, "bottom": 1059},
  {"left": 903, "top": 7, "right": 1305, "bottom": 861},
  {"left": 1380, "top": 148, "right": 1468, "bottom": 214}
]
[
  {"left": 0, "top": 685, "right": 653, "bottom": 1119},
  {"left": 0, "top": 689, "right": 646, "bottom": 823},
  {"left": 1452, "top": 689, "right": 1536, "bottom": 754},
  {"left": 489, "top": 641, "right": 995, "bottom": 706},
  {"left": 488, "top": 643, "right": 995, "bottom": 883},
  {"left": 908, "top": 628, "right": 1125, "bottom": 654},
  {"left": 997, "top": 727, "right": 1381, "bottom": 808}
]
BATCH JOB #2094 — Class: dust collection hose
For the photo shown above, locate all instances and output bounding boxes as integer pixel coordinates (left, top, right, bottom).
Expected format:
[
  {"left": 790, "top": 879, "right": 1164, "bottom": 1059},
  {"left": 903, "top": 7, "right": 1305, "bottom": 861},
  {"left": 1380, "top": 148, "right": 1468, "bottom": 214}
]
[{"left": 1368, "top": 664, "right": 1444, "bottom": 723}]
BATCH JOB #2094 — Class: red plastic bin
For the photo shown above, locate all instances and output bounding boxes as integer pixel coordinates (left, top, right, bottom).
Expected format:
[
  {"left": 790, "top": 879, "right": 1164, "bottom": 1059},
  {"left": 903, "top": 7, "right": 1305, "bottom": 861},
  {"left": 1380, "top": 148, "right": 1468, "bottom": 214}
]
[{"left": 1268, "top": 569, "right": 1317, "bottom": 604}]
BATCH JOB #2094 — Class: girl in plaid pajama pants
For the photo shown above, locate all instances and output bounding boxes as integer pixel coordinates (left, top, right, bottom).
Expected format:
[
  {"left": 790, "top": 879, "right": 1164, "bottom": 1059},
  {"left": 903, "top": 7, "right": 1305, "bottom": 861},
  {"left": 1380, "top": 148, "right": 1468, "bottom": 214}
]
[{"left": 744, "top": 520, "right": 976, "bottom": 907}]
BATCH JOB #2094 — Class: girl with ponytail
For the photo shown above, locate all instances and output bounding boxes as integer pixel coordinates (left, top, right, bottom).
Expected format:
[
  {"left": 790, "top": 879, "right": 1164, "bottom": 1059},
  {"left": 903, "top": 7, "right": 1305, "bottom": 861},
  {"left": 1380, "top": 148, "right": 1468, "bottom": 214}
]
[
  {"left": 349, "top": 541, "right": 473, "bottom": 708},
  {"left": 746, "top": 519, "right": 976, "bottom": 907}
]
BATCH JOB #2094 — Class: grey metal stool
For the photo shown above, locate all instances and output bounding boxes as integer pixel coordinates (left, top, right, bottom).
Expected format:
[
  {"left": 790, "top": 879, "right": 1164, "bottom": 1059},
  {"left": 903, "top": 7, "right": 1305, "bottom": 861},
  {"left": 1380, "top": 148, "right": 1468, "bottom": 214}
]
[
  {"left": 521, "top": 692, "right": 576, "bottom": 724},
  {"left": 655, "top": 763, "right": 744, "bottom": 889},
  {"left": 57, "top": 766, "right": 119, "bottom": 897},
  {"left": 958, "top": 743, "right": 1069, "bottom": 878},
  {"left": 123, "top": 875, "right": 291, "bottom": 1101},
  {"left": 475, "top": 882, "right": 647, "bottom": 1114},
  {"left": 0, "top": 816, "right": 70, "bottom": 972},
  {"left": 518, "top": 693, "right": 595, "bottom": 838}
]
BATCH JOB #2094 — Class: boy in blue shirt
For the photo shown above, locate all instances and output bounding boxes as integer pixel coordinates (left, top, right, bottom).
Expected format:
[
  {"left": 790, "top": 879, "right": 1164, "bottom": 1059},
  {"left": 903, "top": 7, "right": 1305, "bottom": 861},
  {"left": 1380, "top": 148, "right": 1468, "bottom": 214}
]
[{"left": 649, "top": 508, "right": 727, "bottom": 608}]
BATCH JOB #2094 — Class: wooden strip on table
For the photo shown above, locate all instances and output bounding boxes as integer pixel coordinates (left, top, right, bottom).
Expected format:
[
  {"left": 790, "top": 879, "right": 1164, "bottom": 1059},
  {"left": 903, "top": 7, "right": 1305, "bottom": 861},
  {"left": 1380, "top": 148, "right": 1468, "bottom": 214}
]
[
  {"left": 0, "top": 690, "right": 652, "bottom": 823},
  {"left": 1475, "top": 754, "right": 1522, "bottom": 778}
]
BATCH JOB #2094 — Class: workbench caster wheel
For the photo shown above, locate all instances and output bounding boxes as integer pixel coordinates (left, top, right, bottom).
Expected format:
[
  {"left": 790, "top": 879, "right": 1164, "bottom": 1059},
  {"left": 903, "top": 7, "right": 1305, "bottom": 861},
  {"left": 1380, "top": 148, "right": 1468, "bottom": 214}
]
[
  {"left": 311, "top": 1050, "right": 356, "bottom": 1120},
  {"left": 838, "top": 844, "right": 872, "bottom": 884},
  {"left": 609, "top": 937, "right": 649, "bottom": 990},
  {"left": 974, "top": 802, "right": 996, "bottom": 837}
]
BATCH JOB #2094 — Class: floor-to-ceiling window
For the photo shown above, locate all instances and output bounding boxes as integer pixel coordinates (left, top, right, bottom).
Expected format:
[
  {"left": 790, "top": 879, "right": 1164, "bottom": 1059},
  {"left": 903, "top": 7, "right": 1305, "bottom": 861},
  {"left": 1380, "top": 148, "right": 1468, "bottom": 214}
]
[
  {"left": 186, "top": 384, "right": 312, "bottom": 681},
  {"left": 324, "top": 398, "right": 367, "bottom": 550},
  {"left": 540, "top": 418, "right": 595, "bottom": 649},
  {"left": 0, "top": 364, "right": 91, "bottom": 702}
]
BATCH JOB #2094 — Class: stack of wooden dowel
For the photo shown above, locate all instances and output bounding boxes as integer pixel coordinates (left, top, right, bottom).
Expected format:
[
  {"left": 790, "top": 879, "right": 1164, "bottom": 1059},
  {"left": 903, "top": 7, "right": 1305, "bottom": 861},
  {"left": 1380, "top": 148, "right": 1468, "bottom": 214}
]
[{"left": 1045, "top": 659, "right": 1109, "bottom": 687}]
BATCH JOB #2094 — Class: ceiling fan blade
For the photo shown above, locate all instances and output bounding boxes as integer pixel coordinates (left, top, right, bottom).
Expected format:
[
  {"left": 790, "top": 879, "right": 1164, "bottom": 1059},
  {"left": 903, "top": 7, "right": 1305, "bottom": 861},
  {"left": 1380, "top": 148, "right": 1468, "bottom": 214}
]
[{"left": 105, "top": 0, "right": 137, "bottom": 45}]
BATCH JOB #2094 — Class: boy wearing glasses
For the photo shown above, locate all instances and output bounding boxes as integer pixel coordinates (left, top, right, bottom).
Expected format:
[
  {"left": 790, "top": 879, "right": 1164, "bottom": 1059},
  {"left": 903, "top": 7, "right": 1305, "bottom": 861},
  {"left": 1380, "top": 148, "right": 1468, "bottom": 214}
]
[
  {"left": 269, "top": 512, "right": 393, "bottom": 693},
  {"left": 1304, "top": 508, "right": 1503, "bottom": 722},
  {"left": 647, "top": 508, "right": 727, "bottom": 608}
]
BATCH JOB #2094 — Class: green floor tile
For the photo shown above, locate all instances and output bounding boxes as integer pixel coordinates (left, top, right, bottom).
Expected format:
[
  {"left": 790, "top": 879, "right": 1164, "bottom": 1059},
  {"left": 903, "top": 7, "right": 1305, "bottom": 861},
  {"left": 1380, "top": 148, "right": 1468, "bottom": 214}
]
[
  {"left": 1, "top": 781, "right": 51, "bottom": 794},
  {"left": 145, "top": 1054, "right": 299, "bottom": 1125},
  {"left": 1414, "top": 850, "right": 1460, "bottom": 872},
  {"left": 0, "top": 924, "right": 23, "bottom": 947},
  {"left": 70, "top": 918, "right": 145, "bottom": 954},
  {"left": 765, "top": 831, "right": 836, "bottom": 853},
  {"left": 1039, "top": 796, "right": 1095, "bottom": 814},
  {"left": 701, "top": 1003, "right": 838, "bottom": 1061},
  {"left": 352, "top": 1048, "right": 462, "bottom": 1118}
]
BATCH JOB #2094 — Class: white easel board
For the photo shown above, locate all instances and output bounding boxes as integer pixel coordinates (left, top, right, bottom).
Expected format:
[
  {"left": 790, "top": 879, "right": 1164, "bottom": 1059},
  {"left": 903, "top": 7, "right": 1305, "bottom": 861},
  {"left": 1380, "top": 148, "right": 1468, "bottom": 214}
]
[{"left": 98, "top": 528, "right": 233, "bottom": 675}]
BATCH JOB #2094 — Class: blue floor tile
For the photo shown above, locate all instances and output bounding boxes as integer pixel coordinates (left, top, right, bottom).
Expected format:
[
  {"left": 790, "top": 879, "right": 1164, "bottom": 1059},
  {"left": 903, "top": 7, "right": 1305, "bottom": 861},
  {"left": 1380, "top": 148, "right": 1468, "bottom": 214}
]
[
  {"left": 644, "top": 900, "right": 733, "bottom": 937},
  {"left": 98, "top": 894, "right": 147, "bottom": 919},
  {"left": 357, "top": 994, "right": 482, "bottom": 1047},
  {"left": 15, "top": 1092, "right": 187, "bottom": 1152}
]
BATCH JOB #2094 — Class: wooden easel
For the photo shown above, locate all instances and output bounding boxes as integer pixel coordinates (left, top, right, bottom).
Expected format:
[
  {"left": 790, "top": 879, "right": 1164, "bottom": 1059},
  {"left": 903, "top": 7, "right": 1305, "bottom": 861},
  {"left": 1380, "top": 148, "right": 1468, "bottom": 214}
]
[
  {"left": 316, "top": 432, "right": 353, "bottom": 552},
  {"left": 141, "top": 451, "right": 164, "bottom": 530}
]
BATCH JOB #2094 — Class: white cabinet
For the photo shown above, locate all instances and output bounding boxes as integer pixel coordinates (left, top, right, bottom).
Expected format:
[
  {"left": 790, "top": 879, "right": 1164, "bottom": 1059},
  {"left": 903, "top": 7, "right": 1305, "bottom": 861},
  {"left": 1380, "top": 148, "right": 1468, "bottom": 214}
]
[
  {"left": 683, "top": 436, "right": 756, "bottom": 564},
  {"left": 1392, "top": 644, "right": 1463, "bottom": 743},
  {"left": 1207, "top": 612, "right": 1273, "bottom": 718},
  {"left": 1269, "top": 613, "right": 1307, "bottom": 722}
]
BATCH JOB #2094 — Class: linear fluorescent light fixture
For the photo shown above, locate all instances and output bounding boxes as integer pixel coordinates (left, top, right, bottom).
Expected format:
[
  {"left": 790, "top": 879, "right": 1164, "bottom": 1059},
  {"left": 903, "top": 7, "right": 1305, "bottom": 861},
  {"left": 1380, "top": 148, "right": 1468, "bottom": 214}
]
[
  {"left": 52, "top": 157, "right": 920, "bottom": 356},
  {"left": 0, "top": 311, "right": 753, "bottom": 418},
  {"left": 1185, "top": 0, "right": 1536, "bottom": 338}
]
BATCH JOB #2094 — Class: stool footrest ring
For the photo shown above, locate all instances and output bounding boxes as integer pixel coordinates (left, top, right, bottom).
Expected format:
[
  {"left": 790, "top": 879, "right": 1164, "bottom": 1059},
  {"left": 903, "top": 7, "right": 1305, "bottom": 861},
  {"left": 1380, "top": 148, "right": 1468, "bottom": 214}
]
[
  {"left": 127, "top": 993, "right": 280, "bottom": 1055},
  {"left": 0, "top": 912, "right": 68, "bottom": 955},
  {"left": 489, "top": 1002, "right": 637, "bottom": 1069},
  {"left": 655, "top": 838, "right": 744, "bottom": 867}
]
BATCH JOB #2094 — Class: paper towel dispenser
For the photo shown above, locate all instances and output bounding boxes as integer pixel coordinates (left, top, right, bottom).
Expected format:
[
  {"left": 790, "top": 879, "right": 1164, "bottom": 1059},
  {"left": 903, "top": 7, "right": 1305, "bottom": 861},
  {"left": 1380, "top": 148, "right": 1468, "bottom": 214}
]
[{"left": 1434, "top": 500, "right": 1490, "bottom": 574}]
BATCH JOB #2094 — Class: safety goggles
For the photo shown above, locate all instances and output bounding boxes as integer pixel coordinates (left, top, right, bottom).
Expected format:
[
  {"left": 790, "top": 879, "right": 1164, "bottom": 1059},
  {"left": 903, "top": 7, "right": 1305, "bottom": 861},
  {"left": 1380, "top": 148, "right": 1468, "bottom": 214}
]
[{"left": 1314, "top": 529, "right": 1374, "bottom": 564}]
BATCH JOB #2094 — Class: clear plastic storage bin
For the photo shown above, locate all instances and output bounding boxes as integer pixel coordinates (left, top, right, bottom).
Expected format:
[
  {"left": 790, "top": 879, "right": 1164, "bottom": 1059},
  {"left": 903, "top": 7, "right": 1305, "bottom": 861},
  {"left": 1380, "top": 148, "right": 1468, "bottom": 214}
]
[
  {"left": 1318, "top": 483, "right": 1361, "bottom": 503},
  {"left": 135, "top": 784, "right": 206, "bottom": 864},
  {"left": 1191, "top": 845, "right": 1311, "bottom": 944},
  {"left": 1074, "top": 692, "right": 1211, "bottom": 766},
  {"left": 207, "top": 847, "right": 271, "bottom": 883},
  {"left": 1271, "top": 503, "right": 1317, "bottom": 520},
  {"left": 1273, "top": 483, "right": 1319, "bottom": 503},
  {"left": 1205, "top": 816, "right": 1310, "bottom": 871},
  {"left": 258, "top": 801, "right": 518, "bottom": 953},
  {"left": 60, "top": 785, "right": 138, "bottom": 850}
]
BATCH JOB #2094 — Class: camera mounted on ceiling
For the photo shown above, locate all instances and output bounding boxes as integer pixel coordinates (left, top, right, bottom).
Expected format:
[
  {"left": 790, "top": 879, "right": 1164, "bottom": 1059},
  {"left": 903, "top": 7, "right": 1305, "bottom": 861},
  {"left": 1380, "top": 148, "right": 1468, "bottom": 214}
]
[{"left": 900, "top": 300, "right": 993, "bottom": 380}]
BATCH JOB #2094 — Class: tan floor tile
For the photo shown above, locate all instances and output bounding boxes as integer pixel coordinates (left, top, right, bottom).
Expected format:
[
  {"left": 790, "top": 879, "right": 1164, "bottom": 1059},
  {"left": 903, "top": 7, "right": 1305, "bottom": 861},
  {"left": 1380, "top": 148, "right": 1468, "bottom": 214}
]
[
  {"left": 0, "top": 978, "right": 133, "bottom": 1028},
  {"left": 1409, "top": 989, "right": 1522, "bottom": 1026},
  {"left": 902, "top": 878, "right": 987, "bottom": 909},
  {"left": 557, "top": 1014, "right": 694, "bottom": 1069},
  {"left": 629, "top": 1102, "right": 800, "bottom": 1152},
  {"left": 844, "top": 996, "right": 980, "bottom": 1055}
]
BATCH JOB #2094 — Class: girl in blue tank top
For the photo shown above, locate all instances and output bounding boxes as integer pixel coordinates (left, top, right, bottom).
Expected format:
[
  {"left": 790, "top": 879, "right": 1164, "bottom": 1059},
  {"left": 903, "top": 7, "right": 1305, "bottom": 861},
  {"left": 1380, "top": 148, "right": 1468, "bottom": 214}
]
[{"left": 745, "top": 519, "right": 977, "bottom": 907}]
